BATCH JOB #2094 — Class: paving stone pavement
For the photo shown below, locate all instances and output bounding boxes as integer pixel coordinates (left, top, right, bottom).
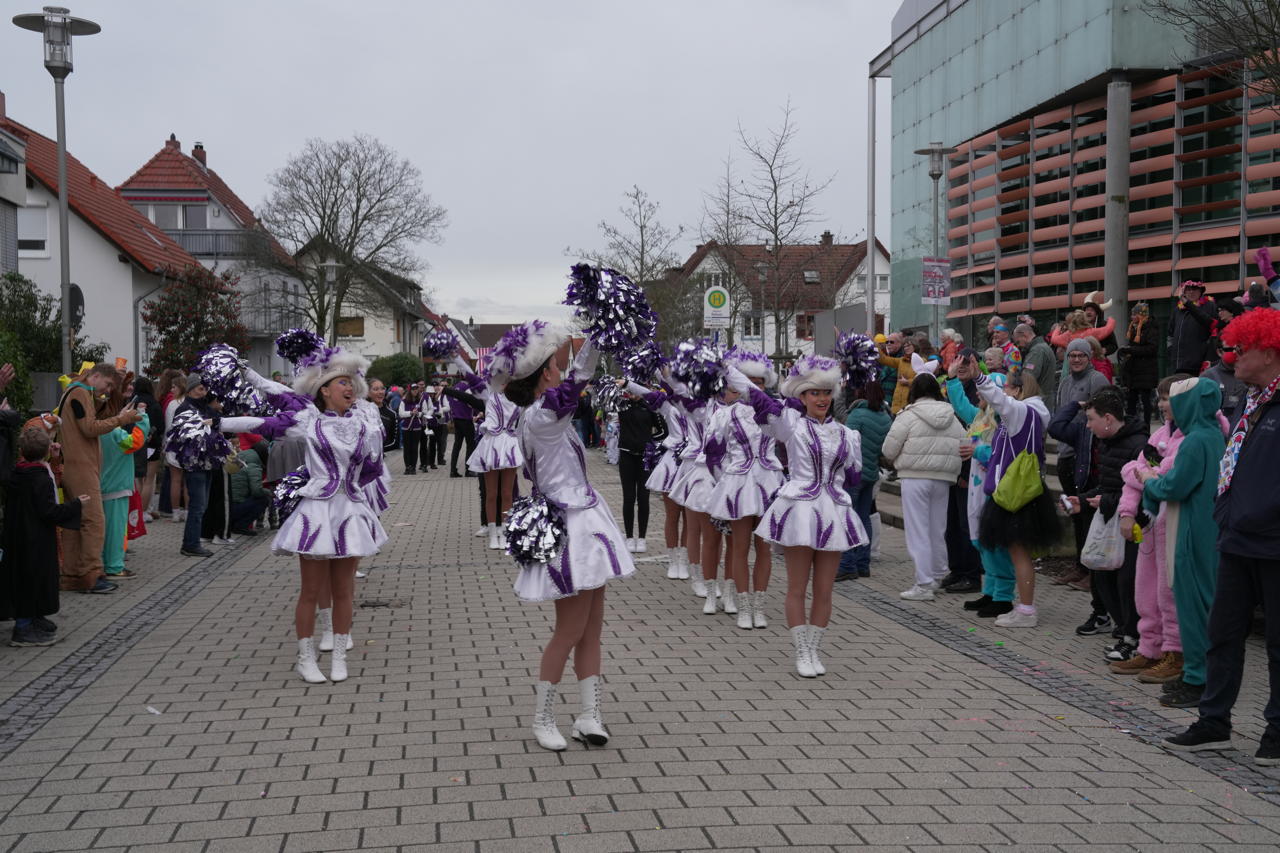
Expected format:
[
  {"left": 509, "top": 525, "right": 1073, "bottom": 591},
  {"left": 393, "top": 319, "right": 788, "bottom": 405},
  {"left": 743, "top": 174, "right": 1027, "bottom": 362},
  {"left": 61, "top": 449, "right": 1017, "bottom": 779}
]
[{"left": 1, "top": 447, "right": 1279, "bottom": 852}]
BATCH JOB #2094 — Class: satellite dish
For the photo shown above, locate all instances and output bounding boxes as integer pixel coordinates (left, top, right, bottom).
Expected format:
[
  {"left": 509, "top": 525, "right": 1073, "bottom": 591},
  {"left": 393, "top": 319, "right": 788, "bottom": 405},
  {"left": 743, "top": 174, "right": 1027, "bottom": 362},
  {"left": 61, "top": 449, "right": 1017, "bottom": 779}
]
[{"left": 69, "top": 283, "right": 85, "bottom": 332}]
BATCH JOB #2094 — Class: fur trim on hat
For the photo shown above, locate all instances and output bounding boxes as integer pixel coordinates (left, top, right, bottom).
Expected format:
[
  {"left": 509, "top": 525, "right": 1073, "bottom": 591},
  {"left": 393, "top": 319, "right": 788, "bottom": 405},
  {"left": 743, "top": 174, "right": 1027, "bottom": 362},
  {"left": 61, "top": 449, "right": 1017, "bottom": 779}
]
[
  {"left": 292, "top": 348, "right": 371, "bottom": 399},
  {"left": 724, "top": 346, "right": 777, "bottom": 387},
  {"left": 488, "top": 320, "right": 570, "bottom": 386},
  {"left": 1083, "top": 290, "right": 1114, "bottom": 311},
  {"left": 780, "top": 354, "right": 842, "bottom": 398}
]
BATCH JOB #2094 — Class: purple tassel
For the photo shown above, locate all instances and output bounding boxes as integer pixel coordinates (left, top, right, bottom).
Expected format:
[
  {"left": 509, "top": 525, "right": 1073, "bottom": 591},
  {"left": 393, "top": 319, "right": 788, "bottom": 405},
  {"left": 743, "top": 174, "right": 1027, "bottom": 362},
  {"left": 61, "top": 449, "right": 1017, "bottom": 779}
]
[
  {"left": 505, "top": 493, "right": 567, "bottom": 568},
  {"left": 832, "top": 331, "right": 880, "bottom": 387},
  {"left": 421, "top": 328, "right": 460, "bottom": 360},
  {"left": 272, "top": 465, "right": 309, "bottom": 522},
  {"left": 670, "top": 338, "right": 725, "bottom": 401}
]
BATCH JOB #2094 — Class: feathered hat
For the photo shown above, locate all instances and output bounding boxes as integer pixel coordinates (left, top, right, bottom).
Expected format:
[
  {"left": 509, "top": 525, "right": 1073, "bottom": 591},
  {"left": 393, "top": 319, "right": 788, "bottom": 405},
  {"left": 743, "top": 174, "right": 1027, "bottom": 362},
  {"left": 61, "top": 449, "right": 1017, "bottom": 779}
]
[
  {"left": 780, "top": 354, "right": 843, "bottom": 398},
  {"left": 488, "top": 319, "right": 570, "bottom": 387},
  {"left": 723, "top": 346, "right": 777, "bottom": 387},
  {"left": 274, "top": 329, "right": 371, "bottom": 398}
]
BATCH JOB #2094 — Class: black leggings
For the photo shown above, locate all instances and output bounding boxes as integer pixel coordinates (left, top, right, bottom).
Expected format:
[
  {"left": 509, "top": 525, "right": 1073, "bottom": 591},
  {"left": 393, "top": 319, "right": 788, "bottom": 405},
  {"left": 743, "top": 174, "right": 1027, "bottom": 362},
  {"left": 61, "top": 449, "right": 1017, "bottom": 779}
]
[
  {"left": 451, "top": 419, "right": 477, "bottom": 474},
  {"left": 1127, "top": 387, "right": 1155, "bottom": 425},
  {"left": 402, "top": 428, "right": 424, "bottom": 470},
  {"left": 430, "top": 426, "right": 447, "bottom": 464},
  {"left": 618, "top": 452, "right": 650, "bottom": 538}
]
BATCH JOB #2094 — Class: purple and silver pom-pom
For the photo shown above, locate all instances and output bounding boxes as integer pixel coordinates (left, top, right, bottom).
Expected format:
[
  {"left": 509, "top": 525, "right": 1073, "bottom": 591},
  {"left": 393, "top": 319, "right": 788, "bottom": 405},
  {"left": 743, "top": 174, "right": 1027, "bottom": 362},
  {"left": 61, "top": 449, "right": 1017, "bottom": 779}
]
[
  {"left": 504, "top": 493, "right": 567, "bottom": 569},
  {"left": 592, "top": 374, "right": 621, "bottom": 413},
  {"left": 565, "top": 264, "right": 658, "bottom": 357},
  {"left": 832, "top": 331, "right": 880, "bottom": 387},
  {"left": 621, "top": 339, "right": 665, "bottom": 383},
  {"left": 421, "top": 328, "right": 460, "bottom": 360},
  {"left": 164, "top": 408, "right": 233, "bottom": 471},
  {"left": 195, "top": 344, "right": 266, "bottom": 416},
  {"left": 275, "top": 329, "right": 325, "bottom": 364},
  {"left": 711, "top": 517, "right": 732, "bottom": 536},
  {"left": 272, "top": 465, "right": 309, "bottom": 522},
  {"left": 642, "top": 441, "right": 664, "bottom": 472},
  {"left": 670, "top": 338, "right": 725, "bottom": 400}
]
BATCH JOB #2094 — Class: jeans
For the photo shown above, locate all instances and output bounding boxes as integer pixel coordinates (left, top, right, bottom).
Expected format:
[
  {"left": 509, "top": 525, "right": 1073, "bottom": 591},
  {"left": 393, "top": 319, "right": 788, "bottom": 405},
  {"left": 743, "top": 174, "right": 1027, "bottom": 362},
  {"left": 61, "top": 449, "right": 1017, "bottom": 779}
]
[
  {"left": 182, "top": 470, "right": 212, "bottom": 551},
  {"left": 945, "top": 481, "right": 982, "bottom": 581},
  {"left": 1198, "top": 554, "right": 1280, "bottom": 737},
  {"left": 229, "top": 495, "right": 269, "bottom": 533},
  {"left": 838, "top": 478, "right": 877, "bottom": 576}
]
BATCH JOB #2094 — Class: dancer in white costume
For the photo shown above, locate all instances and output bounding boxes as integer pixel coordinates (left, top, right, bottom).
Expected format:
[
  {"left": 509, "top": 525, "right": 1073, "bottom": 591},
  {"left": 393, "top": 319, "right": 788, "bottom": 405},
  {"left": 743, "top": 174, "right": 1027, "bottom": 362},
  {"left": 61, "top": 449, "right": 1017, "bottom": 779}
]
[
  {"left": 218, "top": 342, "right": 389, "bottom": 684},
  {"left": 665, "top": 376, "right": 723, "bottom": 600},
  {"left": 700, "top": 348, "right": 785, "bottom": 629},
  {"left": 455, "top": 356, "right": 524, "bottom": 550},
  {"left": 495, "top": 322, "right": 635, "bottom": 751},
  {"left": 725, "top": 356, "right": 865, "bottom": 677}
]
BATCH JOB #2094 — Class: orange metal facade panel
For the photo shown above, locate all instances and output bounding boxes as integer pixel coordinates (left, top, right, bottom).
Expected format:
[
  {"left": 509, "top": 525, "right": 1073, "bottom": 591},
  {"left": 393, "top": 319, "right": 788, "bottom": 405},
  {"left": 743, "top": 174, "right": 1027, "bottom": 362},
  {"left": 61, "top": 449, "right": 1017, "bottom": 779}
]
[
  {"left": 1129, "top": 260, "right": 1174, "bottom": 276},
  {"left": 1132, "top": 74, "right": 1178, "bottom": 98},
  {"left": 1131, "top": 180, "right": 1176, "bottom": 200},
  {"left": 1130, "top": 101, "right": 1176, "bottom": 124},
  {"left": 997, "top": 233, "right": 1028, "bottom": 249},
  {"left": 1247, "top": 189, "right": 1280, "bottom": 208},
  {"left": 1176, "top": 143, "right": 1242, "bottom": 163},
  {"left": 1073, "top": 118, "right": 1107, "bottom": 140},
  {"left": 1175, "top": 251, "right": 1240, "bottom": 270},
  {"left": 997, "top": 186, "right": 1031, "bottom": 204},
  {"left": 999, "top": 119, "right": 1032, "bottom": 138},
  {"left": 1000, "top": 141, "right": 1031, "bottom": 160},
  {"left": 1070, "top": 194, "right": 1106, "bottom": 212},
  {"left": 1131, "top": 153, "right": 1176, "bottom": 176},
  {"left": 998, "top": 253, "right": 1030, "bottom": 271},
  {"left": 1175, "top": 172, "right": 1240, "bottom": 189},
  {"left": 1034, "top": 151, "right": 1071, "bottom": 172},
  {"left": 1035, "top": 223, "right": 1071, "bottom": 241},
  {"left": 1025, "top": 294, "right": 1073, "bottom": 312},
  {"left": 997, "top": 298, "right": 1031, "bottom": 313},
  {"left": 1131, "top": 232, "right": 1176, "bottom": 250},
  {"left": 1033, "top": 127, "right": 1073, "bottom": 151},
  {"left": 1177, "top": 115, "right": 1240, "bottom": 136},
  {"left": 1030, "top": 270, "right": 1069, "bottom": 287},
  {"left": 1178, "top": 88, "right": 1244, "bottom": 109},
  {"left": 1074, "top": 143, "right": 1107, "bottom": 165},
  {"left": 971, "top": 173, "right": 998, "bottom": 191},
  {"left": 1176, "top": 224, "right": 1238, "bottom": 243},
  {"left": 1131, "top": 127, "right": 1177, "bottom": 149},
  {"left": 998, "top": 163, "right": 1031, "bottom": 181},
  {"left": 1246, "top": 132, "right": 1280, "bottom": 153},
  {"left": 1245, "top": 160, "right": 1280, "bottom": 180},
  {"left": 998, "top": 276, "right": 1028, "bottom": 292},
  {"left": 1244, "top": 216, "right": 1280, "bottom": 235},
  {"left": 1130, "top": 207, "right": 1175, "bottom": 226},
  {"left": 1033, "top": 176, "right": 1072, "bottom": 195}
]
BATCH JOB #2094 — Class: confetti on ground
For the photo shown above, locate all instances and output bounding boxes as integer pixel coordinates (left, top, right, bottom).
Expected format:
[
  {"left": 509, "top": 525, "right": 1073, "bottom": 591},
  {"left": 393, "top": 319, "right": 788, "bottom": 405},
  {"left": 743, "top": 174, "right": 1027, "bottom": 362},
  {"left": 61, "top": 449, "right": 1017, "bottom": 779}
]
[
  {"left": 994, "top": 641, "right": 1005, "bottom": 647},
  {"left": 145, "top": 706, "right": 162, "bottom": 715},
  {"left": 967, "top": 627, "right": 976, "bottom": 632}
]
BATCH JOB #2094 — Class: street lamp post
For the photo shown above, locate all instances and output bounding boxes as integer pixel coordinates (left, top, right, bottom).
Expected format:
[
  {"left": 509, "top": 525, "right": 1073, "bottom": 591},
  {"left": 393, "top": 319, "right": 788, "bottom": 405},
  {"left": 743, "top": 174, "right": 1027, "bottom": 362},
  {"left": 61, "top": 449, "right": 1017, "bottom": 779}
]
[
  {"left": 12, "top": 6, "right": 101, "bottom": 375},
  {"left": 914, "top": 142, "right": 957, "bottom": 343}
]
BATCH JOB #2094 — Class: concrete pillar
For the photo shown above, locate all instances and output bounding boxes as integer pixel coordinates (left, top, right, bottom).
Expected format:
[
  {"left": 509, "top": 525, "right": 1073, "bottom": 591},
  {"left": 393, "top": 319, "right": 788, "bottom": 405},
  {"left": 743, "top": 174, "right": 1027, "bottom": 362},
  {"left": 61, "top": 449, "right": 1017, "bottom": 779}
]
[
  {"left": 1103, "top": 73, "right": 1131, "bottom": 336},
  {"left": 866, "top": 76, "right": 877, "bottom": 338}
]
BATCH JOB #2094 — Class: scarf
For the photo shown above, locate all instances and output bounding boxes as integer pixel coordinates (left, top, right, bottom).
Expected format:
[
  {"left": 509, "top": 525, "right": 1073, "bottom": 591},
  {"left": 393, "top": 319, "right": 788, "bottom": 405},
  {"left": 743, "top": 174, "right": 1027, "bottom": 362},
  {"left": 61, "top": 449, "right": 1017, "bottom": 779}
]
[{"left": 1218, "top": 371, "right": 1280, "bottom": 496}]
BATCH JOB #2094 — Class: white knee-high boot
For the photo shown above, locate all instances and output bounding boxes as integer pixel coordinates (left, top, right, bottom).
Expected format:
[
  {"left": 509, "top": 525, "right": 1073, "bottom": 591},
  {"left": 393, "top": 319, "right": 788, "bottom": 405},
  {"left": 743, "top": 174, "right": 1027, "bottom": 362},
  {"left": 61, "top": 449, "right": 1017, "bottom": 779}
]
[
  {"left": 488, "top": 522, "right": 503, "bottom": 550},
  {"left": 753, "top": 590, "right": 767, "bottom": 628},
  {"left": 317, "top": 608, "right": 334, "bottom": 652},
  {"left": 690, "top": 565, "right": 705, "bottom": 597},
  {"left": 702, "top": 580, "right": 719, "bottom": 614},
  {"left": 722, "top": 580, "right": 738, "bottom": 614},
  {"left": 790, "top": 626, "right": 816, "bottom": 678},
  {"left": 295, "top": 638, "right": 326, "bottom": 683},
  {"left": 808, "top": 625, "right": 827, "bottom": 676},
  {"left": 532, "top": 681, "right": 567, "bottom": 751},
  {"left": 571, "top": 675, "right": 609, "bottom": 747},
  {"left": 736, "top": 585, "right": 753, "bottom": 629}
]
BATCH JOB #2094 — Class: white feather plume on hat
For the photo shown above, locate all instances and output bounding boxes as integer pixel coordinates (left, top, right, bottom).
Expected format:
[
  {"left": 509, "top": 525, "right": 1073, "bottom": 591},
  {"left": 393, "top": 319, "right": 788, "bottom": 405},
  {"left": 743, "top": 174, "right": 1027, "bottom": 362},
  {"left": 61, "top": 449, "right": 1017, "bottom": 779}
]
[
  {"left": 724, "top": 346, "right": 777, "bottom": 388},
  {"left": 291, "top": 348, "right": 371, "bottom": 399},
  {"left": 487, "top": 320, "right": 570, "bottom": 387}
]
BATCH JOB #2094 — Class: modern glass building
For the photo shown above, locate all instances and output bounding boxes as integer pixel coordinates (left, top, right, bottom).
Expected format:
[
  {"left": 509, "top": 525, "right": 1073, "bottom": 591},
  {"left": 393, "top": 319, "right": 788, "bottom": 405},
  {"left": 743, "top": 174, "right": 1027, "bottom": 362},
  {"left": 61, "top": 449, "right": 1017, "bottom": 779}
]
[{"left": 870, "top": 0, "right": 1273, "bottom": 344}]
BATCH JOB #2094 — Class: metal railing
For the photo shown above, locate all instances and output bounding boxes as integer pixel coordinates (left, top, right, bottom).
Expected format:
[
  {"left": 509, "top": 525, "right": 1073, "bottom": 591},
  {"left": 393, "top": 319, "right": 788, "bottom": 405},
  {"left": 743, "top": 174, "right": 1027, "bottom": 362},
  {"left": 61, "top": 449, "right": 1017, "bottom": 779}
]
[{"left": 163, "top": 229, "right": 267, "bottom": 257}]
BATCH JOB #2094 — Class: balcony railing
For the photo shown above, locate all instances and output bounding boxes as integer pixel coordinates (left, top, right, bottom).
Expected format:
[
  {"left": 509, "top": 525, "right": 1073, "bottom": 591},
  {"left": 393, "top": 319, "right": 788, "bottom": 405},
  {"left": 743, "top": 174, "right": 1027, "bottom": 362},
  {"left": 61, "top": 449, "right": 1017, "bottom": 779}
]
[{"left": 163, "top": 228, "right": 267, "bottom": 258}]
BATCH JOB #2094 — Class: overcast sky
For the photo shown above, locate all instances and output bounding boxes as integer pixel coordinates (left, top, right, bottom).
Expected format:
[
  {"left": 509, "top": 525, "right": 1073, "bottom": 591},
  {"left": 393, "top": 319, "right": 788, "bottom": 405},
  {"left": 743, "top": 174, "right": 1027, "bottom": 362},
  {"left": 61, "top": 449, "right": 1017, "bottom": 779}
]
[{"left": 0, "top": 0, "right": 895, "bottom": 325}]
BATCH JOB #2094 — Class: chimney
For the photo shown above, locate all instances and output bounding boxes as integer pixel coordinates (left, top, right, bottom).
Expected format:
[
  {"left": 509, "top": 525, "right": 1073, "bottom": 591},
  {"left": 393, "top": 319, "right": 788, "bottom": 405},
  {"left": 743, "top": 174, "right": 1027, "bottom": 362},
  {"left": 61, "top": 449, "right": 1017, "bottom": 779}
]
[
  {"left": 820, "top": 230, "right": 834, "bottom": 247},
  {"left": 192, "top": 142, "right": 206, "bottom": 166},
  {"left": 165, "top": 133, "right": 180, "bottom": 151},
  {"left": 0, "top": 91, "right": 6, "bottom": 120}
]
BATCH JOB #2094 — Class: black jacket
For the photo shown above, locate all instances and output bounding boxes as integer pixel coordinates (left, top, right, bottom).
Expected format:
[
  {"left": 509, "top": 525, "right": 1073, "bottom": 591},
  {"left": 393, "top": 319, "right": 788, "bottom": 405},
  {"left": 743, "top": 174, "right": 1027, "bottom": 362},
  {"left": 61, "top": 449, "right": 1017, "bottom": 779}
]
[
  {"left": 1119, "top": 318, "right": 1159, "bottom": 391},
  {"left": 618, "top": 401, "right": 665, "bottom": 455},
  {"left": 1214, "top": 393, "right": 1280, "bottom": 559},
  {"left": 1081, "top": 419, "right": 1149, "bottom": 520},
  {"left": 1167, "top": 298, "right": 1215, "bottom": 373},
  {"left": 1047, "top": 400, "right": 1095, "bottom": 492}
]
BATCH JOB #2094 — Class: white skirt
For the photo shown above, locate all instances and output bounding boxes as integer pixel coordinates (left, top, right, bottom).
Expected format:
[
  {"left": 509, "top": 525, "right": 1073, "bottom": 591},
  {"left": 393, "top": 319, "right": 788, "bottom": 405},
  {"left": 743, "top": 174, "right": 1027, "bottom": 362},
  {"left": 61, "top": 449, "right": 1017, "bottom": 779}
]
[
  {"left": 273, "top": 494, "right": 388, "bottom": 559},
  {"left": 468, "top": 431, "right": 523, "bottom": 472},
  {"left": 513, "top": 500, "right": 637, "bottom": 602},
  {"left": 755, "top": 494, "right": 866, "bottom": 552},
  {"left": 707, "top": 468, "right": 786, "bottom": 521},
  {"left": 674, "top": 461, "right": 717, "bottom": 514},
  {"left": 645, "top": 449, "right": 680, "bottom": 493}
]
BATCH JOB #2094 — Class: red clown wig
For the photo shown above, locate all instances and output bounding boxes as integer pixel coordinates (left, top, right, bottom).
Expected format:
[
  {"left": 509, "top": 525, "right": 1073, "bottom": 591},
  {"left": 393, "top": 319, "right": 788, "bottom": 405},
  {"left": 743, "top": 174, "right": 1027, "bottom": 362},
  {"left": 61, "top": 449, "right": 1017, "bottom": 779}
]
[{"left": 1221, "top": 308, "right": 1280, "bottom": 365}]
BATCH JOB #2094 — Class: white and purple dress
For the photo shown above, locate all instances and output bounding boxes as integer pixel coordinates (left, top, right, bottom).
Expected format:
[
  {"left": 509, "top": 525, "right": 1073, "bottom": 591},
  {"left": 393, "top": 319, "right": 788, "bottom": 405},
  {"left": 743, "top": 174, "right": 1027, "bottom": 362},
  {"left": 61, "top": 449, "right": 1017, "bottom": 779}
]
[
  {"left": 703, "top": 400, "right": 786, "bottom": 521},
  {"left": 641, "top": 387, "right": 688, "bottom": 494},
  {"left": 513, "top": 372, "right": 637, "bottom": 603},
  {"left": 739, "top": 388, "right": 865, "bottom": 551},
  {"left": 668, "top": 399, "right": 716, "bottom": 511},
  {"left": 223, "top": 397, "right": 389, "bottom": 559},
  {"left": 468, "top": 388, "right": 524, "bottom": 473}
]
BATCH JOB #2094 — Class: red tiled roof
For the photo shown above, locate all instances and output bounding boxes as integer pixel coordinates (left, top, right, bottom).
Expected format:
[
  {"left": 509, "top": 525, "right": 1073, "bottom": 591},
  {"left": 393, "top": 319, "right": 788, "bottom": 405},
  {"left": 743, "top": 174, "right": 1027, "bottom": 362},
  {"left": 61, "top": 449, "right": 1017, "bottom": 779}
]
[
  {"left": 674, "top": 237, "right": 890, "bottom": 314},
  {"left": 0, "top": 117, "right": 197, "bottom": 275}
]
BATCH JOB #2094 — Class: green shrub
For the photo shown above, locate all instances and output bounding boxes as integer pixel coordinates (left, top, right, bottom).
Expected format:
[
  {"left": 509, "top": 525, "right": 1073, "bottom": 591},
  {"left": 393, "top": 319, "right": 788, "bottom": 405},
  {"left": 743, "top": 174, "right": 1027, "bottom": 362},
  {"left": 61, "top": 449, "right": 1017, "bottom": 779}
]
[
  {"left": 368, "top": 352, "right": 424, "bottom": 388},
  {"left": 0, "top": 329, "right": 33, "bottom": 413}
]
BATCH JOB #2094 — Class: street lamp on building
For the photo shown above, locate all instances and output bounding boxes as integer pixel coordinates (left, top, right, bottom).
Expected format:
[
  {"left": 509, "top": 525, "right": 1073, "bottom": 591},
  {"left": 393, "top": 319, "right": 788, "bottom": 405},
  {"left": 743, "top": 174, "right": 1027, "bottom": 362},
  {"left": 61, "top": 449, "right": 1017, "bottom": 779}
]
[
  {"left": 12, "top": 6, "right": 101, "bottom": 375},
  {"left": 914, "top": 141, "right": 957, "bottom": 343}
]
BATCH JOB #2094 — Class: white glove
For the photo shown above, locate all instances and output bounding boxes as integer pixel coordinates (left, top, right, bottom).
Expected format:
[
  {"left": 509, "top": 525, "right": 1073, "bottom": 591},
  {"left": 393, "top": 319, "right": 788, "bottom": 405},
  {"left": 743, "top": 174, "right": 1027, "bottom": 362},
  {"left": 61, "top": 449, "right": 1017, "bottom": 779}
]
[
  {"left": 243, "top": 366, "right": 293, "bottom": 397},
  {"left": 451, "top": 355, "right": 474, "bottom": 376},
  {"left": 568, "top": 340, "right": 599, "bottom": 381},
  {"left": 625, "top": 380, "right": 651, "bottom": 398},
  {"left": 724, "top": 365, "right": 753, "bottom": 395}
]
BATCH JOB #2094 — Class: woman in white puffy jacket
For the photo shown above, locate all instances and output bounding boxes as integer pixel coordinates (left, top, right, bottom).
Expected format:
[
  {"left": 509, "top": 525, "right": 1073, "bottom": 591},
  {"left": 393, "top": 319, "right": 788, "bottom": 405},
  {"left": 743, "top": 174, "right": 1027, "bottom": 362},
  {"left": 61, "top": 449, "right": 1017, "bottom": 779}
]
[{"left": 882, "top": 373, "right": 965, "bottom": 601}]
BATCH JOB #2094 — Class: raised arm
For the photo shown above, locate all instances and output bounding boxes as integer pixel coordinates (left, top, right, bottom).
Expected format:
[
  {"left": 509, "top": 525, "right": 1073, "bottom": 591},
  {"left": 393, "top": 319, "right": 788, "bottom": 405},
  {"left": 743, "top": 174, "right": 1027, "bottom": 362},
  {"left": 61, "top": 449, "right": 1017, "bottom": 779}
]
[
  {"left": 974, "top": 373, "right": 1032, "bottom": 437},
  {"left": 220, "top": 393, "right": 310, "bottom": 440},
  {"left": 541, "top": 341, "right": 598, "bottom": 418}
]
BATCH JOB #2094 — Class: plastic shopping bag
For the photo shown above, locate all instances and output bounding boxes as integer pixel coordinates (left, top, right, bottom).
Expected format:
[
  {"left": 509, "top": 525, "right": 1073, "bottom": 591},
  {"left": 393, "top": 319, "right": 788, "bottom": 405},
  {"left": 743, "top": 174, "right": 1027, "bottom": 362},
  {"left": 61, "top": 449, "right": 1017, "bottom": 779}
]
[{"left": 1080, "top": 509, "right": 1124, "bottom": 570}]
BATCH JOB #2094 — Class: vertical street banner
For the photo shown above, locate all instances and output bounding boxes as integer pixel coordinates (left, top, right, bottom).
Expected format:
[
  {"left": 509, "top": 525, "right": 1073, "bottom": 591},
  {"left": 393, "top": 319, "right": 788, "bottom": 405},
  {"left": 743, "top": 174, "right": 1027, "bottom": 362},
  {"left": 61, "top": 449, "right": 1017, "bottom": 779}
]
[
  {"left": 921, "top": 256, "right": 951, "bottom": 306},
  {"left": 704, "top": 285, "right": 731, "bottom": 329}
]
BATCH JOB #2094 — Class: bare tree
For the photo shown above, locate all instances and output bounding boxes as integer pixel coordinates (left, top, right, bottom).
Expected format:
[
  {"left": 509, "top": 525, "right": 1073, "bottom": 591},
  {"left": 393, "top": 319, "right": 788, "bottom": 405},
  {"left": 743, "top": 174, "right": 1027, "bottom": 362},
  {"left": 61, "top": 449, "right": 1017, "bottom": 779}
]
[
  {"left": 698, "top": 156, "right": 755, "bottom": 347},
  {"left": 257, "top": 134, "right": 448, "bottom": 342},
  {"left": 569, "top": 185, "right": 699, "bottom": 346},
  {"left": 736, "top": 103, "right": 833, "bottom": 358},
  {"left": 1145, "top": 0, "right": 1280, "bottom": 98}
]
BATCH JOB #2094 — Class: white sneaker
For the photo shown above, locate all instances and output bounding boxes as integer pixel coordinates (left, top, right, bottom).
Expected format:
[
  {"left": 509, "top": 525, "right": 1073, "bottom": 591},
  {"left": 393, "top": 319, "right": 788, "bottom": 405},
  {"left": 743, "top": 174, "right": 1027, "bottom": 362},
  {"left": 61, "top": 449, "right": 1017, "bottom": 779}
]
[
  {"left": 636, "top": 539, "right": 647, "bottom": 553},
  {"left": 355, "top": 569, "right": 368, "bottom": 579},
  {"left": 702, "top": 582, "right": 719, "bottom": 614},
  {"left": 899, "top": 584, "right": 935, "bottom": 601},
  {"left": 994, "top": 608, "right": 1038, "bottom": 628},
  {"left": 211, "top": 535, "right": 236, "bottom": 546},
  {"left": 626, "top": 538, "right": 637, "bottom": 553},
  {"left": 474, "top": 526, "right": 487, "bottom": 538}
]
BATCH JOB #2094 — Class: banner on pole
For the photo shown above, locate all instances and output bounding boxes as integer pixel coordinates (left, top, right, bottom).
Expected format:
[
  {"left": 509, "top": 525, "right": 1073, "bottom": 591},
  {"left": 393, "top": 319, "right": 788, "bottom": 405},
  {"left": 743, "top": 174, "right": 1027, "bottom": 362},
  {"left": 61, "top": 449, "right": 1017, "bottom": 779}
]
[
  {"left": 704, "top": 285, "right": 731, "bottom": 329},
  {"left": 921, "top": 256, "right": 951, "bottom": 306}
]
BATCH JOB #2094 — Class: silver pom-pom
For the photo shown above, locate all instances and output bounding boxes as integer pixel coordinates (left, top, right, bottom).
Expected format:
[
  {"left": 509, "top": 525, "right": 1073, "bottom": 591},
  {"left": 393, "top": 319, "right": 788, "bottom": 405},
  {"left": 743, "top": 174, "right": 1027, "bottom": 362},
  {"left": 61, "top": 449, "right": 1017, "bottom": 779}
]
[
  {"left": 272, "top": 466, "right": 309, "bottom": 522},
  {"left": 504, "top": 493, "right": 567, "bottom": 568}
]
